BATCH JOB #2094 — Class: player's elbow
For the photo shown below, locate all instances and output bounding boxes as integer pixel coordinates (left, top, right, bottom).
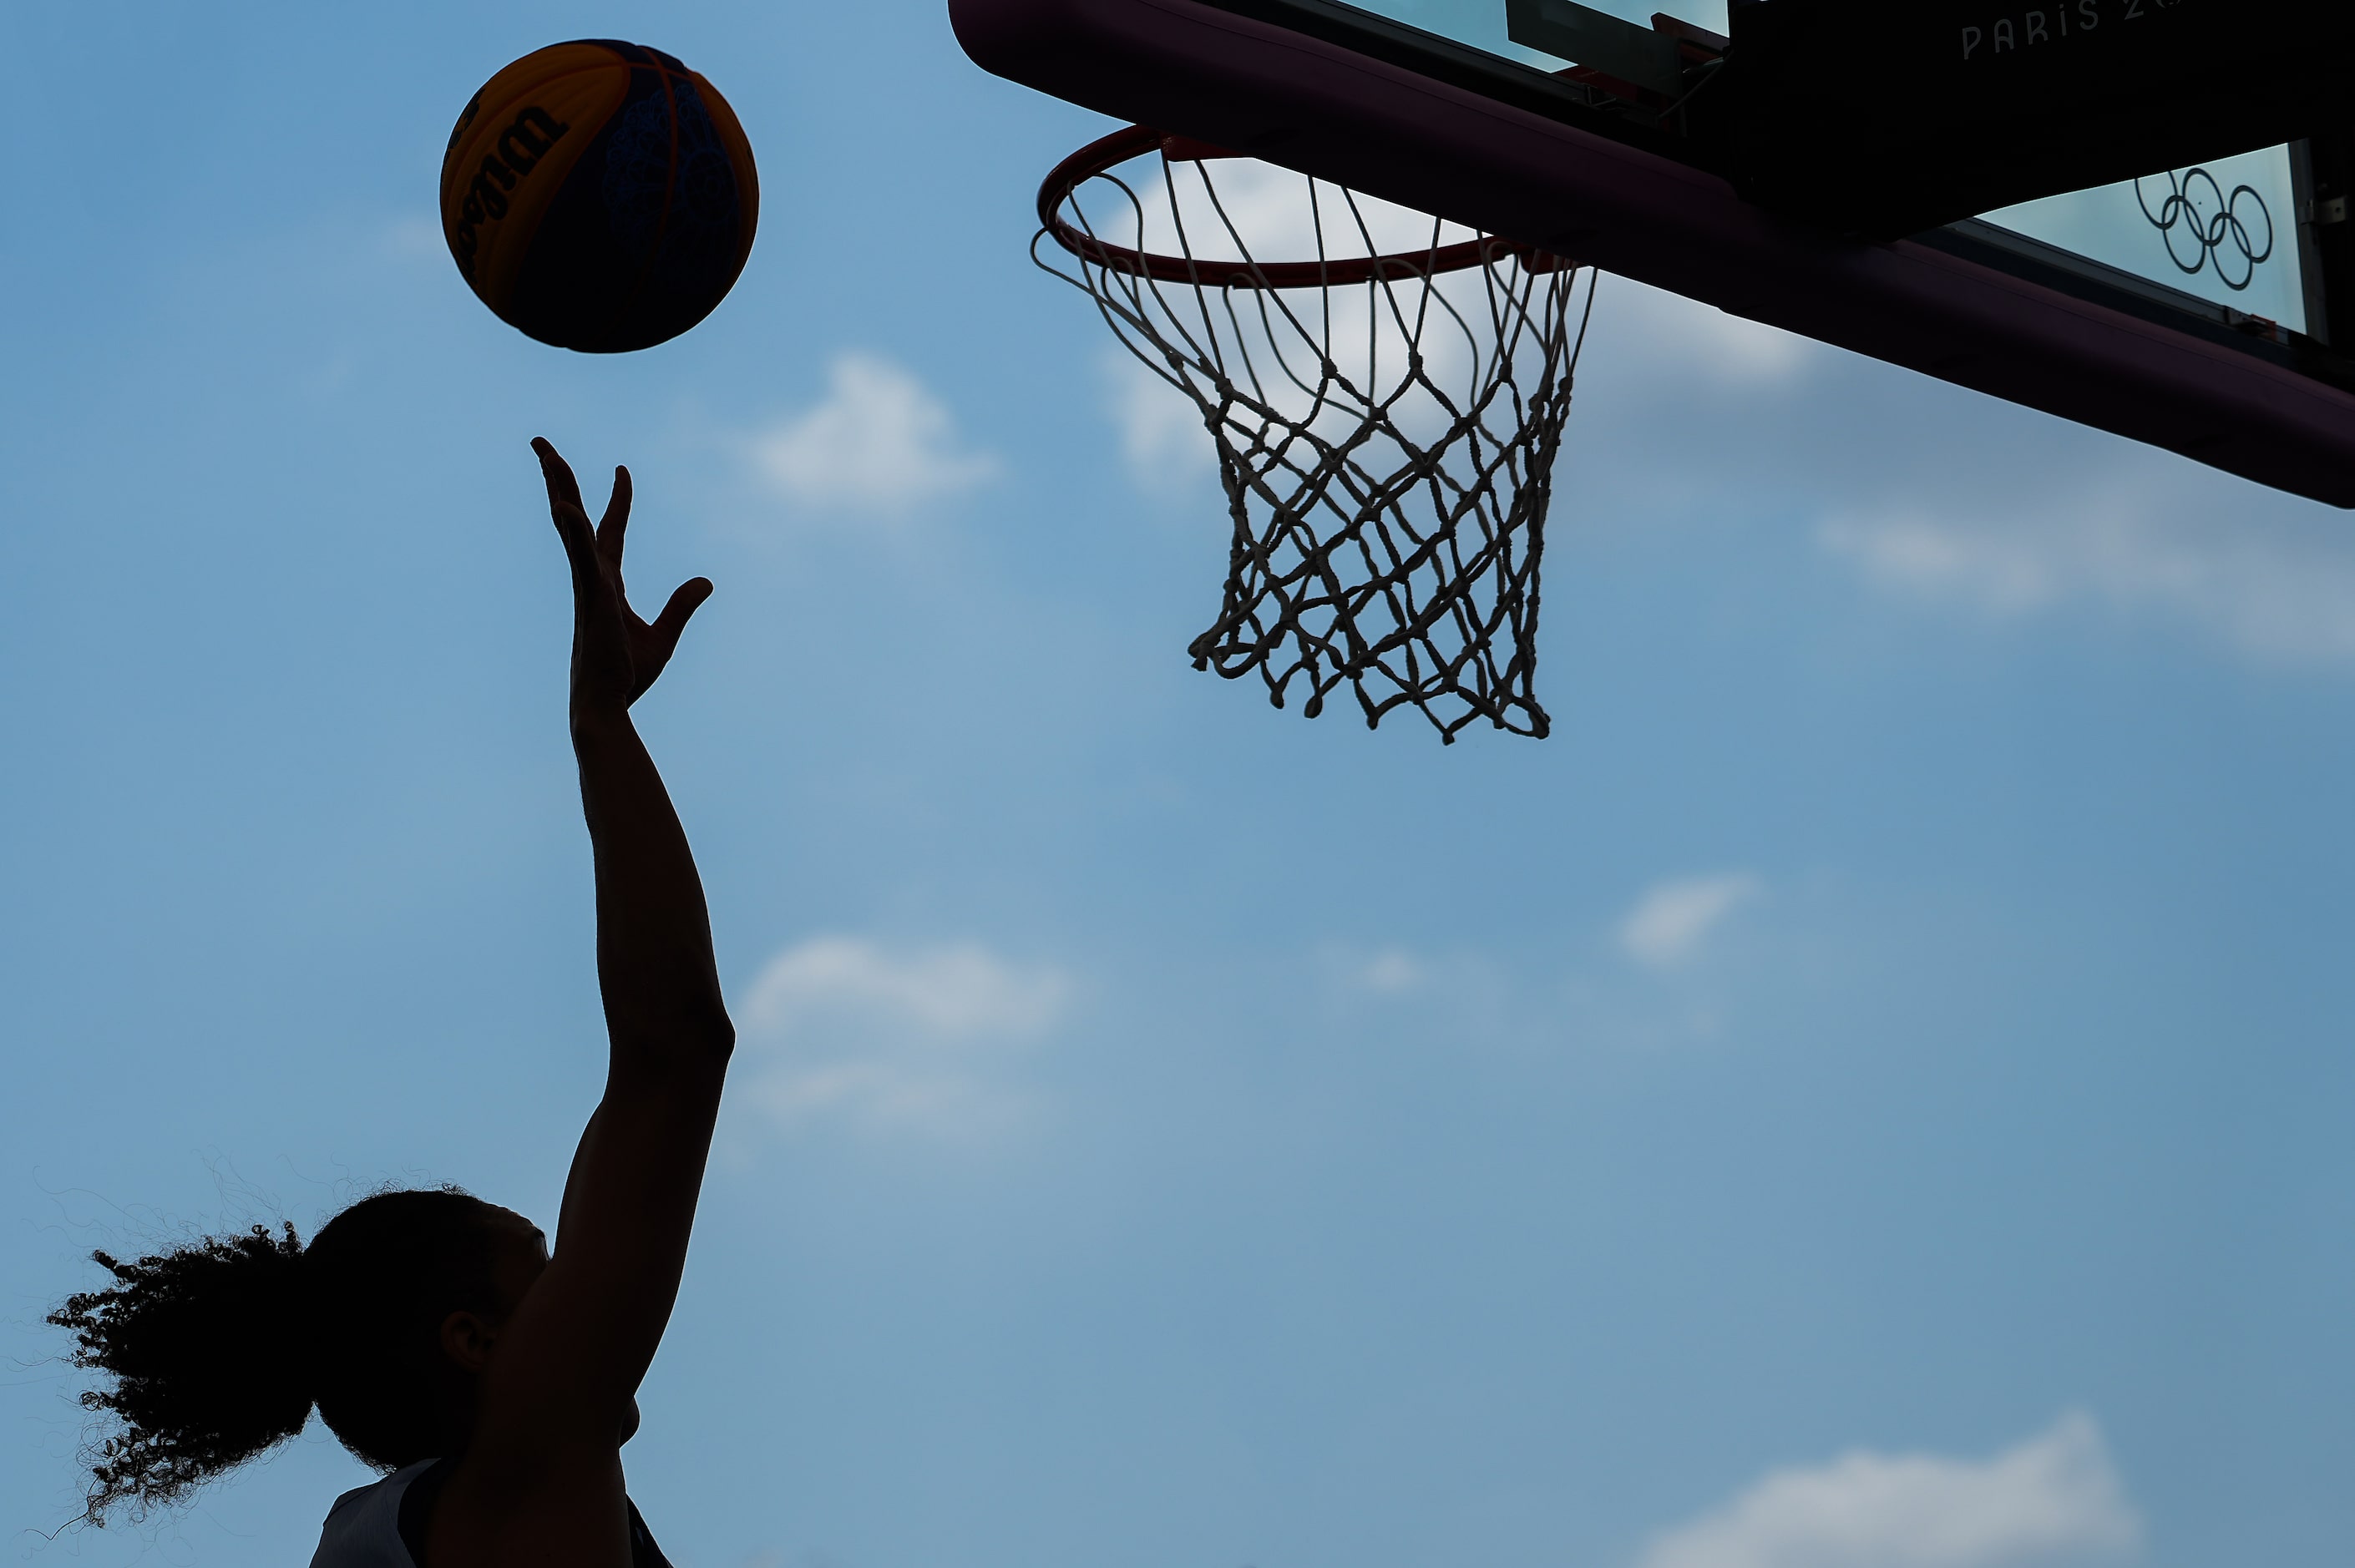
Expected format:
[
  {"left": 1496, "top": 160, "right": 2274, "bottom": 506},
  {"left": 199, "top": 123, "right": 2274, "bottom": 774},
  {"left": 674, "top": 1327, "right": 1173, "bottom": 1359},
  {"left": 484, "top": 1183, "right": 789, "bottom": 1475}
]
[
  {"left": 686, "top": 993, "right": 737, "bottom": 1065},
  {"left": 610, "top": 997, "right": 736, "bottom": 1074},
  {"left": 671, "top": 998, "right": 736, "bottom": 1065},
  {"left": 699, "top": 1016, "right": 737, "bottom": 1064}
]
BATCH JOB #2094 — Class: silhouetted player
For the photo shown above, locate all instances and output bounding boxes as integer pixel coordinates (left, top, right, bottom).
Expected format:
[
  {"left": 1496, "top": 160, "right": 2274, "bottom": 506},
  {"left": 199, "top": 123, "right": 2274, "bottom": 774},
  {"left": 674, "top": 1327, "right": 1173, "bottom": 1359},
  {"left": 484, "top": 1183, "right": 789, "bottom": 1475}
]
[{"left": 50, "top": 441, "right": 730, "bottom": 1568}]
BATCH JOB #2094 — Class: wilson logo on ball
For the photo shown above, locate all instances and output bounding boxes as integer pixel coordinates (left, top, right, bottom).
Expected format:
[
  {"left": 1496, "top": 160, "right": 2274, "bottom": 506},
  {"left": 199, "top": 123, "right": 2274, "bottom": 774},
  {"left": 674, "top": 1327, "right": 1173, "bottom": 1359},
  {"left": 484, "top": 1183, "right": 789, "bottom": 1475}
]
[
  {"left": 439, "top": 40, "right": 759, "bottom": 353},
  {"left": 449, "top": 109, "right": 571, "bottom": 280}
]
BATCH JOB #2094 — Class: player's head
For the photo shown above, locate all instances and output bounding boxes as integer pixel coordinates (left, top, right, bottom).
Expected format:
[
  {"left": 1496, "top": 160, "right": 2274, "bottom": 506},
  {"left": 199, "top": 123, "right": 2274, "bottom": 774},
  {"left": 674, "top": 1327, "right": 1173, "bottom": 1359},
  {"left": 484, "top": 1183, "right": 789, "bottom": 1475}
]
[
  {"left": 306, "top": 1189, "right": 548, "bottom": 1467},
  {"left": 49, "top": 1186, "right": 546, "bottom": 1520}
]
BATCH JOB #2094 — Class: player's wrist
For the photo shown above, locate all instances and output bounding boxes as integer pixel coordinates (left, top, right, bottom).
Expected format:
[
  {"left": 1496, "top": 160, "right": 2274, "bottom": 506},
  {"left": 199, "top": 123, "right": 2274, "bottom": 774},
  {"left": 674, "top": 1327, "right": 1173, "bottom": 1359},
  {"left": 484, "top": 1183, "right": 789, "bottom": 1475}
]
[{"left": 569, "top": 701, "right": 635, "bottom": 745}]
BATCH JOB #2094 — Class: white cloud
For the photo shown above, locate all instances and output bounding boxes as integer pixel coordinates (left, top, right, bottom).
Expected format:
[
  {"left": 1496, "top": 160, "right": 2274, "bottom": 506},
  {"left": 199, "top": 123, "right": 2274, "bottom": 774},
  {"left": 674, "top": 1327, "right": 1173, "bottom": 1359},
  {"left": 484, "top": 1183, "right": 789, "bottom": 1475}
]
[
  {"left": 383, "top": 213, "right": 443, "bottom": 259},
  {"left": 1821, "top": 489, "right": 2355, "bottom": 662},
  {"left": 1355, "top": 948, "right": 1426, "bottom": 994},
  {"left": 747, "top": 937, "right": 1067, "bottom": 1037},
  {"left": 747, "top": 352, "right": 999, "bottom": 517},
  {"left": 1106, "top": 351, "right": 1217, "bottom": 488},
  {"left": 1605, "top": 277, "right": 1820, "bottom": 387},
  {"left": 1619, "top": 873, "right": 1760, "bottom": 969},
  {"left": 1317, "top": 943, "right": 1512, "bottom": 1006},
  {"left": 1823, "top": 510, "right": 2064, "bottom": 615},
  {"left": 739, "top": 937, "right": 1071, "bottom": 1139},
  {"left": 1638, "top": 1413, "right": 2140, "bottom": 1568},
  {"left": 1556, "top": 262, "right": 2355, "bottom": 675}
]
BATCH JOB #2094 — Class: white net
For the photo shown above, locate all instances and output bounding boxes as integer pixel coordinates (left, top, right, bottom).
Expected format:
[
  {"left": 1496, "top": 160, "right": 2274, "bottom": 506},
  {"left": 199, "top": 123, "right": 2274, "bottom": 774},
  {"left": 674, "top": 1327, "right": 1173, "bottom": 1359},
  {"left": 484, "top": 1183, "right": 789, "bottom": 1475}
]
[{"left": 1036, "top": 134, "right": 1597, "bottom": 741}]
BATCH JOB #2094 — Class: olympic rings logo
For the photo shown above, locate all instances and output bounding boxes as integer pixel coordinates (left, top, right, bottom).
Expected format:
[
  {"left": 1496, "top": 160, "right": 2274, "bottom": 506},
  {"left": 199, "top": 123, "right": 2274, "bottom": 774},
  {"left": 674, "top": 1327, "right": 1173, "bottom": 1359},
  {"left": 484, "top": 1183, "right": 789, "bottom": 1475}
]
[{"left": 2135, "top": 167, "right": 2275, "bottom": 291}]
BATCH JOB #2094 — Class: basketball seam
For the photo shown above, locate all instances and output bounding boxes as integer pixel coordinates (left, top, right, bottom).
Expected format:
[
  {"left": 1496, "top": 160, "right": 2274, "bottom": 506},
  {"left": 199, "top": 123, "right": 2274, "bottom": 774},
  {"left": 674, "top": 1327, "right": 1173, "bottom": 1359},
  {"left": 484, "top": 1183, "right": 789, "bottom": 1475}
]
[{"left": 591, "top": 65, "right": 691, "bottom": 349}]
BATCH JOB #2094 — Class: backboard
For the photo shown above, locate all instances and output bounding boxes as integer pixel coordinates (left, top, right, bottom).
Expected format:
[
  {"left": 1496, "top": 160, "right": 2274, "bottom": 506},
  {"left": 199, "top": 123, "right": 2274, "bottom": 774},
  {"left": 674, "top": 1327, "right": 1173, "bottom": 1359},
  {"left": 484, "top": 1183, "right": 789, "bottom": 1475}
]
[{"left": 951, "top": 0, "right": 2355, "bottom": 506}]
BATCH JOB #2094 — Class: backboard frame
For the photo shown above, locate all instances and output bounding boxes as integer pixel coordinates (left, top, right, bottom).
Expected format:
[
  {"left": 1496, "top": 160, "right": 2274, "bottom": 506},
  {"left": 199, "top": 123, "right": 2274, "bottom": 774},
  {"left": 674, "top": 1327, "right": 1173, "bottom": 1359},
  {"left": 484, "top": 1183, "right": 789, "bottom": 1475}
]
[{"left": 952, "top": 0, "right": 2355, "bottom": 508}]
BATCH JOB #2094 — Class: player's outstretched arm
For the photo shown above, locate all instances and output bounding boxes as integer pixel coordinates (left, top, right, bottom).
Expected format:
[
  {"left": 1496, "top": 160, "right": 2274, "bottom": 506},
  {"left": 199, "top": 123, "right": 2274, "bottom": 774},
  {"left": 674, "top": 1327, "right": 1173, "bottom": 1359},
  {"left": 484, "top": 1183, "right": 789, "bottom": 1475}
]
[
  {"left": 433, "top": 440, "right": 733, "bottom": 1565},
  {"left": 539, "top": 435, "right": 729, "bottom": 1085}
]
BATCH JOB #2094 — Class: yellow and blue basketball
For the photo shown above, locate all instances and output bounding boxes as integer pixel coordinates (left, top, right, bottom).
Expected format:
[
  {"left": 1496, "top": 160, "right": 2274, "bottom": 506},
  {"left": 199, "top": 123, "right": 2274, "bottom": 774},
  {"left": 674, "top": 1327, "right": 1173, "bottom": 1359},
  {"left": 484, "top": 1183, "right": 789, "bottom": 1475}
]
[{"left": 440, "top": 42, "right": 759, "bottom": 353}]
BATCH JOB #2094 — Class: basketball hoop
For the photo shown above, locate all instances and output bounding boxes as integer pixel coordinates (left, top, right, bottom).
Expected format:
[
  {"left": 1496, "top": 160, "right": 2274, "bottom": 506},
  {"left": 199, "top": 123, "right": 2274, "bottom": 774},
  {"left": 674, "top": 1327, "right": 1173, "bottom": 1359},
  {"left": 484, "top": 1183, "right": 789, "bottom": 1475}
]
[{"left": 1035, "top": 125, "right": 1596, "bottom": 742}]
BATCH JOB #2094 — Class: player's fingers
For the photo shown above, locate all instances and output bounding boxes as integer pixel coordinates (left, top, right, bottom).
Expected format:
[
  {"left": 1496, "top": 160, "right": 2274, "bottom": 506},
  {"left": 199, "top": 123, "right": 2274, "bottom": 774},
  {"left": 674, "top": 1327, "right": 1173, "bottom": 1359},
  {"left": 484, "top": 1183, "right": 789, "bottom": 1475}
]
[
  {"left": 532, "top": 437, "right": 588, "bottom": 518},
  {"left": 598, "top": 466, "right": 633, "bottom": 562},
  {"left": 651, "top": 577, "right": 714, "bottom": 650},
  {"left": 534, "top": 441, "right": 609, "bottom": 599},
  {"left": 550, "top": 503, "right": 605, "bottom": 599}
]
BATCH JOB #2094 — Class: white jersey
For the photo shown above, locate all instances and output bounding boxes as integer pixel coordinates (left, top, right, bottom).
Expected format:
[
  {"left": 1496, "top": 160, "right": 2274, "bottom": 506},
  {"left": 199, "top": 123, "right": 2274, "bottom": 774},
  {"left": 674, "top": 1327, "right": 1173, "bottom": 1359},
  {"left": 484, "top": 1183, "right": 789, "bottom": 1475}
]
[
  {"left": 306, "top": 1459, "right": 438, "bottom": 1568},
  {"left": 305, "top": 1458, "right": 675, "bottom": 1568}
]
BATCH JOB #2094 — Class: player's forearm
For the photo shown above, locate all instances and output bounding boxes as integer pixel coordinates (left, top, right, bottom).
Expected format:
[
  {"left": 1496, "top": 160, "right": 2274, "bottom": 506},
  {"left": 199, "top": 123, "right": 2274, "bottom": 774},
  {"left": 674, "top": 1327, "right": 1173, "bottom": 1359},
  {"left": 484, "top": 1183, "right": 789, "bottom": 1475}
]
[{"left": 572, "top": 705, "right": 734, "bottom": 1068}]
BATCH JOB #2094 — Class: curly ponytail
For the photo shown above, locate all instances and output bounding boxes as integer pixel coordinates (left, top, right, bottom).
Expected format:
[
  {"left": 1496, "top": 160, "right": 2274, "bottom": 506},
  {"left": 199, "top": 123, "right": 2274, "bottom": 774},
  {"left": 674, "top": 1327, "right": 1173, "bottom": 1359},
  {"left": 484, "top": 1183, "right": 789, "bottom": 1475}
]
[
  {"left": 49, "top": 1186, "right": 507, "bottom": 1523},
  {"left": 48, "top": 1223, "right": 311, "bottom": 1520}
]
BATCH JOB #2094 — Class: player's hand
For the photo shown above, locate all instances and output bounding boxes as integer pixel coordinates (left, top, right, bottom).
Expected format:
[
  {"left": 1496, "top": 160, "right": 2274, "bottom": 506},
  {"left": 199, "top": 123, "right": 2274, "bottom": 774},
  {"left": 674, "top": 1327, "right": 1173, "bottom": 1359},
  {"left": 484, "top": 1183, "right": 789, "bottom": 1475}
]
[{"left": 534, "top": 438, "right": 712, "bottom": 716}]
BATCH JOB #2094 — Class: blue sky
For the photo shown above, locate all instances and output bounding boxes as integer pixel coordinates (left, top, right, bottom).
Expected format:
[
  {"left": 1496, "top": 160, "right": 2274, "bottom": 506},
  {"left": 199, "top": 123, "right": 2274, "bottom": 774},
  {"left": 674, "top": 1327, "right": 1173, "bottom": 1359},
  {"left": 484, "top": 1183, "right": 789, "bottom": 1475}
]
[{"left": 4, "top": 3, "right": 2353, "bottom": 1567}]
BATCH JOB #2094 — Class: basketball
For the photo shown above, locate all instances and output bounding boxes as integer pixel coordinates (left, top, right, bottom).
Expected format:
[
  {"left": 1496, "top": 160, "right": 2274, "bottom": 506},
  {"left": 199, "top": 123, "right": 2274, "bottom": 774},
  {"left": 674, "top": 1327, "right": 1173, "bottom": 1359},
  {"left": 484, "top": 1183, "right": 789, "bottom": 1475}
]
[{"left": 440, "top": 41, "right": 759, "bottom": 353}]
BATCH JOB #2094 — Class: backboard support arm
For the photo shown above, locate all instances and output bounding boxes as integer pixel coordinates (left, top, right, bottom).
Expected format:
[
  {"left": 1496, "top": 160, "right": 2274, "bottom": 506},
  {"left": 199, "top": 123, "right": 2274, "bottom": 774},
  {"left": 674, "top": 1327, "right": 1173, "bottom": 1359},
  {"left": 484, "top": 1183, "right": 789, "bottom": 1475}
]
[{"left": 950, "top": 0, "right": 2355, "bottom": 508}]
